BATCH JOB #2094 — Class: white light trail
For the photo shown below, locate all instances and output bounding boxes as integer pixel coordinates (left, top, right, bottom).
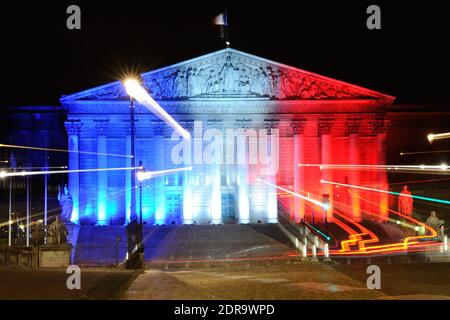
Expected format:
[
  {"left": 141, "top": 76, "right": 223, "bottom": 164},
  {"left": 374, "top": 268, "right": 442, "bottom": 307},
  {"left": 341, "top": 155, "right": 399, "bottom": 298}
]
[
  {"left": 428, "top": 132, "right": 450, "bottom": 143},
  {"left": 124, "top": 79, "right": 191, "bottom": 140},
  {"left": 0, "top": 144, "right": 132, "bottom": 158},
  {"left": 0, "top": 166, "right": 142, "bottom": 178},
  {"left": 137, "top": 167, "right": 192, "bottom": 182},
  {"left": 299, "top": 163, "right": 450, "bottom": 172},
  {"left": 257, "top": 178, "right": 328, "bottom": 210}
]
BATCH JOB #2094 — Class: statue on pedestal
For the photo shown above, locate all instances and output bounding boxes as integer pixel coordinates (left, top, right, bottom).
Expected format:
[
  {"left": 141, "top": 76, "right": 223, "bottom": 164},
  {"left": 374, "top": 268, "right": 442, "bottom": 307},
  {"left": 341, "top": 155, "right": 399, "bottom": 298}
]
[
  {"left": 58, "top": 184, "right": 73, "bottom": 222},
  {"left": 398, "top": 185, "right": 413, "bottom": 217}
]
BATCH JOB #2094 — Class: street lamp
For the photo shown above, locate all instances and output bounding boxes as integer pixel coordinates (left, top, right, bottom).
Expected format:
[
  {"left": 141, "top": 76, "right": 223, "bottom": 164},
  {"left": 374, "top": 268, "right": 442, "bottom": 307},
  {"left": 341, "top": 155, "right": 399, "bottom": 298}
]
[
  {"left": 138, "top": 160, "right": 144, "bottom": 249},
  {"left": 124, "top": 79, "right": 138, "bottom": 223}
]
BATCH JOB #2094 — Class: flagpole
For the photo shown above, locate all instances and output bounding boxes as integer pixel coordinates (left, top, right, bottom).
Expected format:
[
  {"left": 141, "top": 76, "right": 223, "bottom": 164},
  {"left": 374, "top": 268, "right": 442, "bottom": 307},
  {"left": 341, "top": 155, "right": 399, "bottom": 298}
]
[{"left": 8, "top": 175, "right": 12, "bottom": 246}]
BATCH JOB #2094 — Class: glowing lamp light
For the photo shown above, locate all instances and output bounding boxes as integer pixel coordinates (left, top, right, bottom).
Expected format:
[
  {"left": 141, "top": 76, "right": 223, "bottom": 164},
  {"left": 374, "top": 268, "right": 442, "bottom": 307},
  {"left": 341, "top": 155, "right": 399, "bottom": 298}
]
[
  {"left": 440, "top": 163, "right": 448, "bottom": 171},
  {"left": 427, "top": 133, "right": 434, "bottom": 143},
  {"left": 123, "top": 79, "right": 191, "bottom": 140},
  {"left": 137, "top": 167, "right": 192, "bottom": 182},
  {"left": 396, "top": 220, "right": 401, "bottom": 225},
  {"left": 0, "top": 171, "right": 6, "bottom": 178}
]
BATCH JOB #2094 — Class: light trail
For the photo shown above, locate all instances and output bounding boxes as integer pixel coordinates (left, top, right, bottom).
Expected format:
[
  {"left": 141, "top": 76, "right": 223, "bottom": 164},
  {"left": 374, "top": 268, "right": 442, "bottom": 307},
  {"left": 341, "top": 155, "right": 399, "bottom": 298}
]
[
  {"left": 299, "top": 163, "right": 450, "bottom": 173},
  {"left": 257, "top": 178, "right": 329, "bottom": 210},
  {"left": 0, "top": 166, "right": 142, "bottom": 178},
  {"left": 124, "top": 79, "right": 191, "bottom": 140},
  {"left": 0, "top": 144, "right": 132, "bottom": 158},
  {"left": 428, "top": 132, "right": 450, "bottom": 143},
  {"left": 400, "top": 150, "right": 450, "bottom": 156},
  {"left": 137, "top": 167, "right": 192, "bottom": 182},
  {"left": 321, "top": 180, "right": 450, "bottom": 205}
]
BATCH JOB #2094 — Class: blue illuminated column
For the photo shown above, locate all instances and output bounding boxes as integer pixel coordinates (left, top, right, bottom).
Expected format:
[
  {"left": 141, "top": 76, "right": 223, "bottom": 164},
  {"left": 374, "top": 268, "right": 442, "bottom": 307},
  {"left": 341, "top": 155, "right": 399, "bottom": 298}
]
[
  {"left": 153, "top": 122, "right": 166, "bottom": 224},
  {"left": 96, "top": 121, "right": 109, "bottom": 225},
  {"left": 292, "top": 119, "right": 306, "bottom": 223},
  {"left": 65, "top": 121, "right": 82, "bottom": 224}
]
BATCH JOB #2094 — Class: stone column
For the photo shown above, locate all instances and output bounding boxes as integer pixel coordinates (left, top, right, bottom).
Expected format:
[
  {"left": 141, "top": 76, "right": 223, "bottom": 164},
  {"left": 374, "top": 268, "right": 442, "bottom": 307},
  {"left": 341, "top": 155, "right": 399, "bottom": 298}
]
[
  {"left": 347, "top": 119, "right": 362, "bottom": 222},
  {"left": 291, "top": 119, "right": 306, "bottom": 223},
  {"left": 372, "top": 119, "right": 390, "bottom": 222},
  {"left": 153, "top": 121, "right": 166, "bottom": 224},
  {"left": 264, "top": 119, "right": 280, "bottom": 224},
  {"left": 95, "top": 121, "right": 109, "bottom": 225},
  {"left": 207, "top": 120, "right": 223, "bottom": 224},
  {"left": 65, "top": 121, "right": 82, "bottom": 224},
  {"left": 235, "top": 120, "right": 250, "bottom": 224},
  {"left": 319, "top": 119, "right": 334, "bottom": 222},
  {"left": 181, "top": 121, "right": 194, "bottom": 224}
]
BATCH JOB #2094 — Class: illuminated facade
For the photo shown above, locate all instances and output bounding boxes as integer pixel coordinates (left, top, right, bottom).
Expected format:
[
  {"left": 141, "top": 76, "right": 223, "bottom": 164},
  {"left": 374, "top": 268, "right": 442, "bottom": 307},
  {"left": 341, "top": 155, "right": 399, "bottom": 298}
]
[{"left": 61, "top": 48, "right": 394, "bottom": 226}]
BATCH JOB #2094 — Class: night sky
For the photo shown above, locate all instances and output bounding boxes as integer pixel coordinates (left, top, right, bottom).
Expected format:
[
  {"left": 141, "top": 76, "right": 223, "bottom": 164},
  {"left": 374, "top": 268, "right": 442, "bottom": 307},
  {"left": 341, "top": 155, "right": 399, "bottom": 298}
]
[{"left": 1, "top": 1, "right": 450, "bottom": 106}]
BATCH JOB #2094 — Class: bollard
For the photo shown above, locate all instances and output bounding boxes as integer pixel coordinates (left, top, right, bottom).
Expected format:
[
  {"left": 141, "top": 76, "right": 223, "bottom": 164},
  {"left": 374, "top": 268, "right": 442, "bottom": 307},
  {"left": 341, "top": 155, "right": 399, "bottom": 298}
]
[
  {"left": 324, "top": 243, "right": 331, "bottom": 262},
  {"left": 367, "top": 257, "right": 371, "bottom": 265},
  {"left": 440, "top": 245, "right": 444, "bottom": 253},
  {"left": 302, "top": 244, "right": 307, "bottom": 260},
  {"left": 346, "top": 258, "right": 351, "bottom": 265},
  {"left": 312, "top": 245, "right": 317, "bottom": 261},
  {"left": 444, "top": 235, "right": 448, "bottom": 252}
]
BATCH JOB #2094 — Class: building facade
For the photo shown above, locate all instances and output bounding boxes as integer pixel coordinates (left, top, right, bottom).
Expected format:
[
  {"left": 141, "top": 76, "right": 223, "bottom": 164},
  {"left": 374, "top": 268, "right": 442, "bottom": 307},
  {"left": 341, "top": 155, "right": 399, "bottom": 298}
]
[{"left": 61, "top": 48, "right": 394, "bottom": 226}]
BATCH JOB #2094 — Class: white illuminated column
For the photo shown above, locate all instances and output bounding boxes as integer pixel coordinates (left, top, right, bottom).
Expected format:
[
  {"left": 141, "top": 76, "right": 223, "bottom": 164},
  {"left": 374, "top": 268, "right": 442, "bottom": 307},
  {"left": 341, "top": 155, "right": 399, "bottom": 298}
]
[
  {"left": 209, "top": 126, "right": 222, "bottom": 224},
  {"left": 236, "top": 127, "right": 250, "bottom": 224},
  {"left": 265, "top": 127, "right": 278, "bottom": 223}
]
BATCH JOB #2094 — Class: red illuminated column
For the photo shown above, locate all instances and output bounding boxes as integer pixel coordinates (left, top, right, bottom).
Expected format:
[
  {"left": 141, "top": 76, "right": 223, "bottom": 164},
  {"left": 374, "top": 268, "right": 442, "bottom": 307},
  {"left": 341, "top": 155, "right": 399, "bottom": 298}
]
[
  {"left": 375, "top": 120, "right": 390, "bottom": 222},
  {"left": 347, "top": 120, "right": 362, "bottom": 222},
  {"left": 291, "top": 119, "right": 306, "bottom": 223},
  {"left": 319, "top": 120, "right": 334, "bottom": 222}
]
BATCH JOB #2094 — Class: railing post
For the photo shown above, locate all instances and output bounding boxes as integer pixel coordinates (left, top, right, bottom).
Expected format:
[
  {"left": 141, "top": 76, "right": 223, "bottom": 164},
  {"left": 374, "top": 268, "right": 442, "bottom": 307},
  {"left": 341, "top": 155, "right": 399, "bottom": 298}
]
[
  {"left": 311, "top": 245, "right": 318, "bottom": 261},
  {"left": 324, "top": 243, "right": 331, "bottom": 262},
  {"left": 444, "top": 235, "right": 448, "bottom": 253}
]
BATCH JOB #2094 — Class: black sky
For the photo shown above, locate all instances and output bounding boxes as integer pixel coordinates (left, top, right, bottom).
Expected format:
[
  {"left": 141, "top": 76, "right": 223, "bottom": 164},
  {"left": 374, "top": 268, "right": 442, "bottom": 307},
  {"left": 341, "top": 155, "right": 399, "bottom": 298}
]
[{"left": 1, "top": 1, "right": 450, "bottom": 106}]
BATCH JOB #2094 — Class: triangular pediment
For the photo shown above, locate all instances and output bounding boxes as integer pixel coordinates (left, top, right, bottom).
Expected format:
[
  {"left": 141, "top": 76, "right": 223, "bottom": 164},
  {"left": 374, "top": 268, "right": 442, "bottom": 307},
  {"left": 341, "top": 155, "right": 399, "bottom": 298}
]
[{"left": 61, "top": 48, "right": 394, "bottom": 103}]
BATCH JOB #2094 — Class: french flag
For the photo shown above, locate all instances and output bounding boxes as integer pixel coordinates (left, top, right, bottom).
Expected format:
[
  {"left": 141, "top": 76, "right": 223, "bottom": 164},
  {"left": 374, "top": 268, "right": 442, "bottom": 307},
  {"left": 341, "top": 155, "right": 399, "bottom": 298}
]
[{"left": 213, "top": 11, "right": 228, "bottom": 26}]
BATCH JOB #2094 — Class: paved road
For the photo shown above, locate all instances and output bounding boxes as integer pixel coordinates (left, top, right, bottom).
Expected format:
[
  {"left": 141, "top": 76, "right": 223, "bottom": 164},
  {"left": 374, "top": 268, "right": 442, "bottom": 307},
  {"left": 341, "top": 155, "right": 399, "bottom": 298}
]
[{"left": 123, "top": 262, "right": 450, "bottom": 300}]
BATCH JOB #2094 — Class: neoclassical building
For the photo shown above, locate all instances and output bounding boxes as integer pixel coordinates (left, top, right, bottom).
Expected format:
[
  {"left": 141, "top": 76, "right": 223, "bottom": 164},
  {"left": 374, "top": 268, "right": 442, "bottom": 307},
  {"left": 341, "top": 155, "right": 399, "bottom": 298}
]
[{"left": 61, "top": 48, "right": 394, "bottom": 226}]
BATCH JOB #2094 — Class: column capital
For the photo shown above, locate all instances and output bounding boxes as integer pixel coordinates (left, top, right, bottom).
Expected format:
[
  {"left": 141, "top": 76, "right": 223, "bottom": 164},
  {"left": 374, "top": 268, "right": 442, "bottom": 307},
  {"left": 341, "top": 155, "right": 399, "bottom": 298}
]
[
  {"left": 180, "top": 120, "right": 195, "bottom": 133},
  {"left": 346, "top": 118, "right": 363, "bottom": 135},
  {"left": 369, "top": 119, "right": 391, "bottom": 136},
  {"left": 65, "top": 121, "right": 82, "bottom": 135},
  {"left": 234, "top": 118, "right": 252, "bottom": 130},
  {"left": 152, "top": 121, "right": 165, "bottom": 136},
  {"left": 206, "top": 119, "right": 223, "bottom": 130},
  {"left": 290, "top": 119, "right": 307, "bottom": 135},
  {"left": 318, "top": 119, "right": 334, "bottom": 136},
  {"left": 94, "top": 120, "right": 110, "bottom": 135}
]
